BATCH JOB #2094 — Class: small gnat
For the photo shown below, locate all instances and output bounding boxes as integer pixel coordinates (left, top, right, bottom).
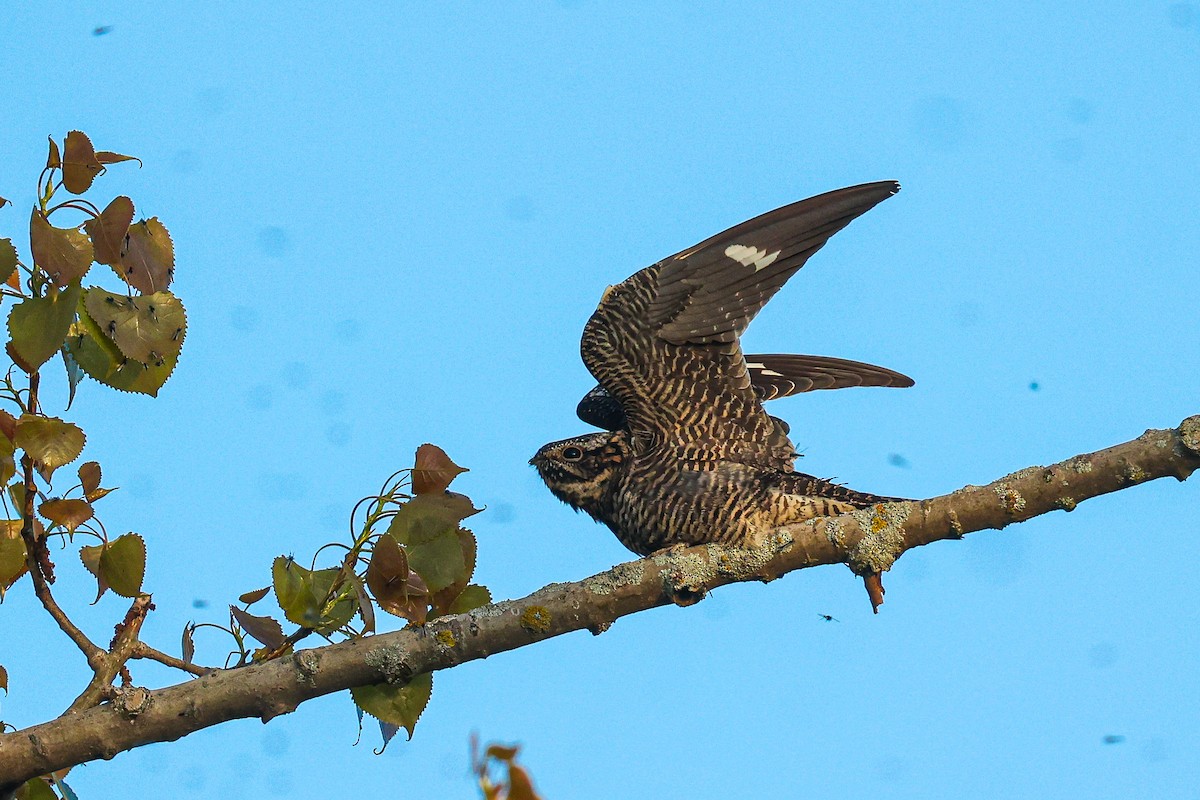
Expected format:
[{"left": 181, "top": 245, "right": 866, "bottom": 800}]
[{"left": 724, "top": 244, "right": 780, "bottom": 271}]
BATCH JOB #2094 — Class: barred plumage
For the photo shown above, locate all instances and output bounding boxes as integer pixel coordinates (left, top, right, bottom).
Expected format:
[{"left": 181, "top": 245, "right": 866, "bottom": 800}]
[{"left": 531, "top": 182, "right": 910, "bottom": 556}]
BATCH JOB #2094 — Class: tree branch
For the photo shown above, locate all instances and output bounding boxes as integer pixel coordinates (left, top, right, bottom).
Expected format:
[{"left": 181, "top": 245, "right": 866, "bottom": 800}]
[{"left": 1, "top": 416, "right": 1197, "bottom": 789}]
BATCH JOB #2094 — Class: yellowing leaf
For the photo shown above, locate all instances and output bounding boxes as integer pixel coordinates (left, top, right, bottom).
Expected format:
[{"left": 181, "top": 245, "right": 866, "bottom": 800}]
[
  {"left": 16, "top": 776, "right": 58, "bottom": 800},
  {"left": 39, "top": 498, "right": 93, "bottom": 533},
  {"left": 46, "top": 136, "right": 61, "bottom": 169},
  {"left": 117, "top": 218, "right": 173, "bottom": 294},
  {"left": 230, "top": 606, "right": 286, "bottom": 649},
  {"left": 0, "top": 521, "right": 28, "bottom": 598},
  {"left": 7, "top": 281, "right": 83, "bottom": 372},
  {"left": 67, "top": 309, "right": 178, "bottom": 396},
  {"left": 0, "top": 238, "right": 18, "bottom": 285},
  {"left": 83, "top": 196, "right": 134, "bottom": 267},
  {"left": 99, "top": 533, "right": 146, "bottom": 597},
  {"left": 78, "top": 461, "right": 101, "bottom": 496},
  {"left": 14, "top": 415, "right": 86, "bottom": 480},
  {"left": 350, "top": 672, "right": 433, "bottom": 741},
  {"left": 79, "top": 542, "right": 109, "bottom": 602},
  {"left": 412, "top": 444, "right": 467, "bottom": 494},
  {"left": 83, "top": 287, "right": 186, "bottom": 365},
  {"left": 62, "top": 131, "right": 103, "bottom": 194},
  {"left": 30, "top": 209, "right": 93, "bottom": 287}
]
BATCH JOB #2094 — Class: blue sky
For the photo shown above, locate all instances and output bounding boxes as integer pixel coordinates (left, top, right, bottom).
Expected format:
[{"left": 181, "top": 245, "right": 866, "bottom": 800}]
[{"left": 2, "top": 2, "right": 1199, "bottom": 798}]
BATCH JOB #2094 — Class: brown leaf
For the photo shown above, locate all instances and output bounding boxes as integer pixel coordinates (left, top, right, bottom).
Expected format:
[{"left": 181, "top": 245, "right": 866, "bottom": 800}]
[
  {"left": 62, "top": 131, "right": 103, "bottom": 194},
  {"left": 95, "top": 151, "right": 141, "bottom": 167},
  {"left": 506, "top": 764, "right": 543, "bottom": 800},
  {"left": 238, "top": 586, "right": 271, "bottom": 605},
  {"left": 366, "top": 534, "right": 412, "bottom": 617},
  {"left": 78, "top": 461, "right": 101, "bottom": 495},
  {"left": 412, "top": 443, "right": 467, "bottom": 494},
  {"left": 38, "top": 498, "right": 94, "bottom": 533},
  {"left": 486, "top": 744, "right": 520, "bottom": 762},
  {"left": 353, "top": 576, "right": 376, "bottom": 634},
  {"left": 6, "top": 268, "right": 21, "bottom": 291},
  {"left": 864, "top": 571, "right": 885, "bottom": 613},
  {"left": 0, "top": 410, "right": 16, "bottom": 444},
  {"left": 29, "top": 208, "right": 93, "bottom": 286},
  {"left": 46, "top": 136, "right": 61, "bottom": 169},
  {"left": 118, "top": 218, "right": 174, "bottom": 294},
  {"left": 230, "top": 606, "right": 286, "bottom": 649},
  {"left": 181, "top": 622, "right": 196, "bottom": 665},
  {"left": 0, "top": 196, "right": 8, "bottom": 209},
  {"left": 84, "top": 196, "right": 134, "bottom": 266}
]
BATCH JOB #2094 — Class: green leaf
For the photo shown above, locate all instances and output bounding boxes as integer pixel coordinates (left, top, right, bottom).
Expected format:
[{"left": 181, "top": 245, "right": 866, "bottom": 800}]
[
  {"left": 83, "top": 196, "right": 133, "bottom": 267},
  {"left": 99, "top": 533, "right": 146, "bottom": 597},
  {"left": 412, "top": 444, "right": 467, "bottom": 494},
  {"left": 83, "top": 287, "right": 186, "bottom": 365},
  {"left": 118, "top": 218, "right": 174, "bottom": 294},
  {"left": 61, "top": 348, "right": 84, "bottom": 411},
  {"left": 14, "top": 415, "right": 86, "bottom": 480},
  {"left": 79, "top": 542, "right": 108, "bottom": 602},
  {"left": 30, "top": 208, "right": 93, "bottom": 287},
  {"left": 66, "top": 307, "right": 178, "bottom": 396},
  {"left": 447, "top": 584, "right": 491, "bottom": 615},
  {"left": 271, "top": 557, "right": 356, "bottom": 633},
  {"left": 230, "top": 606, "right": 286, "bottom": 649},
  {"left": 7, "top": 482, "right": 25, "bottom": 517},
  {"left": 16, "top": 776, "right": 58, "bottom": 800},
  {"left": 62, "top": 131, "right": 103, "bottom": 194},
  {"left": 7, "top": 281, "right": 83, "bottom": 372},
  {"left": 0, "top": 238, "right": 17, "bottom": 286},
  {"left": 39, "top": 498, "right": 93, "bottom": 533},
  {"left": 388, "top": 493, "right": 479, "bottom": 545},
  {"left": 0, "top": 521, "right": 28, "bottom": 599},
  {"left": 406, "top": 528, "right": 465, "bottom": 593},
  {"left": 350, "top": 672, "right": 433, "bottom": 742}
]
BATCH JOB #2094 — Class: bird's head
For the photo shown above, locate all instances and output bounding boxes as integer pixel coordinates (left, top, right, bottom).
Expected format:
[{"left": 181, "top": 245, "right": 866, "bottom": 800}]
[{"left": 529, "top": 431, "right": 629, "bottom": 519}]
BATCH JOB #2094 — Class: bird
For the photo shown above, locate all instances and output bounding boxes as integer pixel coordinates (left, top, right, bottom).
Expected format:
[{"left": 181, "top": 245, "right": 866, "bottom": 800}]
[{"left": 530, "top": 181, "right": 910, "bottom": 556}]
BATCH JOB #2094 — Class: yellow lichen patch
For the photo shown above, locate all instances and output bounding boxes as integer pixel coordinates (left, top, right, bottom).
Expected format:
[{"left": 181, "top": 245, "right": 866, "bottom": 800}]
[
  {"left": 435, "top": 629, "right": 456, "bottom": 648},
  {"left": 520, "top": 605, "right": 552, "bottom": 633},
  {"left": 870, "top": 514, "right": 888, "bottom": 534}
]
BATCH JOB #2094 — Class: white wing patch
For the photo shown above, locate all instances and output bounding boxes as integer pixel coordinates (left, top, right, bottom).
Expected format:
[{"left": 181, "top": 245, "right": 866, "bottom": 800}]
[
  {"left": 724, "top": 244, "right": 780, "bottom": 271},
  {"left": 747, "top": 362, "right": 784, "bottom": 377}
]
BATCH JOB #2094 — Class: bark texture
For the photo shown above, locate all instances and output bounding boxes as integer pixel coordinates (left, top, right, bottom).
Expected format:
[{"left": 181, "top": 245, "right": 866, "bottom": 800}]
[{"left": 1, "top": 415, "right": 1197, "bottom": 788}]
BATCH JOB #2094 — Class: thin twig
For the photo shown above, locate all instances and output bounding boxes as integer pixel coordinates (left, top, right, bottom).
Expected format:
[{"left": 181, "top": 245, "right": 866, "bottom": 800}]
[{"left": 130, "top": 643, "right": 211, "bottom": 678}]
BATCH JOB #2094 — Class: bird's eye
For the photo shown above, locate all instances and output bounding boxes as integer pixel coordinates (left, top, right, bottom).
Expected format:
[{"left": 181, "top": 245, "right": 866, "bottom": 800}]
[{"left": 561, "top": 446, "right": 584, "bottom": 461}]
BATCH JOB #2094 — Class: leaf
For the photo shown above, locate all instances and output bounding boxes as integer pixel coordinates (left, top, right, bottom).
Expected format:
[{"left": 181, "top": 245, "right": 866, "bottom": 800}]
[
  {"left": 412, "top": 444, "right": 467, "bottom": 494},
  {"left": 7, "top": 281, "right": 83, "bottom": 371},
  {"left": 230, "top": 606, "right": 286, "bottom": 649},
  {"left": 0, "top": 663, "right": 7, "bottom": 693},
  {"left": 38, "top": 498, "right": 93, "bottom": 533},
  {"left": 181, "top": 622, "right": 196, "bottom": 664},
  {"left": 407, "top": 529, "right": 466, "bottom": 593},
  {"left": 238, "top": 585, "right": 270, "bottom": 605},
  {"left": 67, "top": 308, "right": 179, "bottom": 396},
  {"left": 0, "top": 410, "right": 15, "bottom": 444},
  {"left": 99, "top": 533, "right": 146, "bottom": 597},
  {"left": 0, "top": 521, "right": 28, "bottom": 598},
  {"left": 16, "top": 776, "right": 57, "bottom": 800},
  {"left": 62, "top": 131, "right": 103, "bottom": 194},
  {"left": 271, "top": 557, "right": 356, "bottom": 633},
  {"left": 350, "top": 672, "right": 433, "bottom": 741},
  {"left": 83, "top": 196, "right": 134, "bottom": 267},
  {"left": 46, "top": 136, "right": 61, "bottom": 169},
  {"left": 389, "top": 493, "right": 480, "bottom": 545},
  {"left": 0, "top": 238, "right": 17, "bottom": 286},
  {"left": 0, "top": 196, "right": 8, "bottom": 209},
  {"left": 353, "top": 576, "right": 376, "bottom": 634},
  {"left": 506, "top": 765, "right": 543, "bottom": 800},
  {"left": 447, "top": 584, "right": 491, "bottom": 615},
  {"left": 61, "top": 348, "right": 84, "bottom": 411},
  {"left": 366, "top": 534, "right": 412, "bottom": 617},
  {"left": 432, "top": 529, "right": 477, "bottom": 615},
  {"left": 78, "top": 461, "right": 101, "bottom": 495},
  {"left": 30, "top": 209, "right": 93, "bottom": 287},
  {"left": 83, "top": 287, "right": 186, "bottom": 365},
  {"left": 389, "top": 495, "right": 477, "bottom": 594},
  {"left": 14, "top": 415, "right": 86, "bottom": 480},
  {"left": 118, "top": 218, "right": 173, "bottom": 294},
  {"left": 79, "top": 543, "right": 108, "bottom": 602},
  {"left": 95, "top": 150, "right": 141, "bottom": 167}
]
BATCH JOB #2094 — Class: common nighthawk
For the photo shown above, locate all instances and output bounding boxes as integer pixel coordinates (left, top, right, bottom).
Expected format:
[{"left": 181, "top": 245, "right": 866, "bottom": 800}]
[{"left": 531, "top": 182, "right": 909, "bottom": 556}]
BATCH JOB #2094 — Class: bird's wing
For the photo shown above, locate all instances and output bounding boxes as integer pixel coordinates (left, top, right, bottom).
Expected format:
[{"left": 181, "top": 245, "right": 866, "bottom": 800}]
[
  {"left": 575, "top": 353, "right": 913, "bottom": 430},
  {"left": 580, "top": 182, "right": 899, "bottom": 465}
]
